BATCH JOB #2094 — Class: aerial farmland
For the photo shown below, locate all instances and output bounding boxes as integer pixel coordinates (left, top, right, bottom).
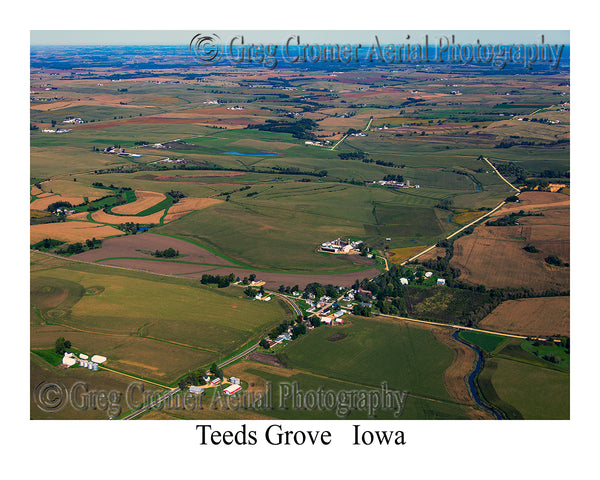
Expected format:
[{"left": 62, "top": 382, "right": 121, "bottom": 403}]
[{"left": 30, "top": 35, "right": 570, "bottom": 421}]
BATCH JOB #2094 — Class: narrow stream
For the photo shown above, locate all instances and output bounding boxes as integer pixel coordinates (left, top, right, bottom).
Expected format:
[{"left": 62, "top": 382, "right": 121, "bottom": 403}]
[{"left": 452, "top": 331, "right": 503, "bottom": 419}]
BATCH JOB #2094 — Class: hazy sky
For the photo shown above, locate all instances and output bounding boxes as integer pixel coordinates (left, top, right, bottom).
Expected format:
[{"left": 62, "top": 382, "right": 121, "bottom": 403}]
[{"left": 30, "top": 30, "right": 569, "bottom": 46}]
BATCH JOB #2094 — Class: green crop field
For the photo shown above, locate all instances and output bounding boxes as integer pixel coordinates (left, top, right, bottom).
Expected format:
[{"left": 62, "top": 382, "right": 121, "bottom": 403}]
[
  {"left": 478, "top": 357, "right": 569, "bottom": 419},
  {"left": 278, "top": 316, "right": 455, "bottom": 402}
]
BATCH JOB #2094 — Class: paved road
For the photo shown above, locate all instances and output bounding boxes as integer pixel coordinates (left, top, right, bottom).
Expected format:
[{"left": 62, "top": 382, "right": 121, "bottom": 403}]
[{"left": 377, "top": 313, "right": 543, "bottom": 340}]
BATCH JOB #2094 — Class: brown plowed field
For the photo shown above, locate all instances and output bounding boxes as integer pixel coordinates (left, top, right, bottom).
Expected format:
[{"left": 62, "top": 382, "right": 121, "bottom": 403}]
[
  {"left": 91, "top": 209, "right": 165, "bottom": 225},
  {"left": 70, "top": 232, "right": 235, "bottom": 266},
  {"left": 90, "top": 257, "right": 379, "bottom": 290},
  {"left": 30, "top": 221, "right": 123, "bottom": 244},
  {"left": 111, "top": 190, "right": 166, "bottom": 215},
  {"left": 163, "top": 197, "right": 223, "bottom": 223},
  {"left": 450, "top": 191, "right": 569, "bottom": 291},
  {"left": 479, "top": 296, "right": 570, "bottom": 337}
]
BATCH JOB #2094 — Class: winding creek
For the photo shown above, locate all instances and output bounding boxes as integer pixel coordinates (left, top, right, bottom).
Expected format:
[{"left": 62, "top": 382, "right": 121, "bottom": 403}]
[{"left": 452, "top": 331, "right": 504, "bottom": 420}]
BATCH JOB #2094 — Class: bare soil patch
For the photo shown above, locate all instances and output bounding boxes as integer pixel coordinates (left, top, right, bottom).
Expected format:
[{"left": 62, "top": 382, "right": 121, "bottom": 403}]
[
  {"left": 247, "top": 352, "right": 288, "bottom": 368},
  {"left": 479, "top": 296, "right": 569, "bottom": 337},
  {"left": 327, "top": 333, "right": 347, "bottom": 342}
]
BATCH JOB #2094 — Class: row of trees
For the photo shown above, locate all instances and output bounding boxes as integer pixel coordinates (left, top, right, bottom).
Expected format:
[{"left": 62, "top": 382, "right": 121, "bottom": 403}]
[{"left": 201, "top": 273, "right": 236, "bottom": 288}]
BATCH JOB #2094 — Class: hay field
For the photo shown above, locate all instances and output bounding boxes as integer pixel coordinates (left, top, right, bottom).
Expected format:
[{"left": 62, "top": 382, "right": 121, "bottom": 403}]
[
  {"left": 162, "top": 197, "right": 223, "bottom": 223},
  {"left": 388, "top": 245, "right": 429, "bottom": 264},
  {"left": 30, "top": 221, "right": 123, "bottom": 244},
  {"left": 111, "top": 190, "right": 166, "bottom": 215},
  {"left": 91, "top": 209, "right": 165, "bottom": 225},
  {"left": 479, "top": 296, "right": 569, "bottom": 337}
]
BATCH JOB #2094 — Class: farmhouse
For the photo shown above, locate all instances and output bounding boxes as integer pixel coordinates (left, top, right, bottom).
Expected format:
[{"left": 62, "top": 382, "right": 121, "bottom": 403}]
[{"left": 437, "top": 278, "right": 446, "bottom": 286}]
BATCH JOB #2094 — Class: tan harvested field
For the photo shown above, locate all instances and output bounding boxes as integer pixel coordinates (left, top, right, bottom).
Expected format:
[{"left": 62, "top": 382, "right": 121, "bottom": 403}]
[
  {"left": 479, "top": 296, "right": 570, "bottom": 337},
  {"left": 67, "top": 212, "right": 91, "bottom": 221},
  {"left": 416, "top": 246, "right": 447, "bottom": 262},
  {"left": 31, "top": 185, "right": 43, "bottom": 196},
  {"left": 70, "top": 232, "right": 234, "bottom": 266},
  {"left": 30, "top": 221, "right": 123, "bottom": 244},
  {"left": 163, "top": 197, "right": 223, "bottom": 223},
  {"left": 31, "top": 325, "right": 213, "bottom": 383},
  {"left": 30, "top": 194, "right": 88, "bottom": 211},
  {"left": 91, "top": 209, "right": 165, "bottom": 225},
  {"left": 450, "top": 191, "right": 569, "bottom": 291},
  {"left": 111, "top": 190, "right": 166, "bottom": 215}
]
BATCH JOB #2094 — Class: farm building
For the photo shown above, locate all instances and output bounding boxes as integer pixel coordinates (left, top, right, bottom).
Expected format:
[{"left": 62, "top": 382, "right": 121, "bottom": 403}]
[
  {"left": 210, "top": 378, "right": 222, "bottom": 386},
  {"left": 425, "top": 272, "right": 433, "bottom": 278},
  {"left": 437, "top": 279, "right": 446, "bottom": 286},
  {"left": 319, "top": 238, "right": 362, "bottom": 254},
  {"left": 91, "top": 355, "right": 107, "bottom": 364},
  {"left": 400, "top": 278, "right": 409, "bottom": 285},
  {"left": 223, "top": 384, "right": 243, "bottom": 396},
  {"left": 229, "top": 377, "right": 241, "bottom": 385},
  {"left": 189, "top": 386, "right": 204, "bottom": 395},
  {"left": 62, "top": 353, "right": 77, "bottom": 367}
]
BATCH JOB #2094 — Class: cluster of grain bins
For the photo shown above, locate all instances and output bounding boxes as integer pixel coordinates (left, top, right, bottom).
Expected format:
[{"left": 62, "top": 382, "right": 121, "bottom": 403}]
[{"left": 76, "top": 353, "right": 107, "bottom": 371}]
